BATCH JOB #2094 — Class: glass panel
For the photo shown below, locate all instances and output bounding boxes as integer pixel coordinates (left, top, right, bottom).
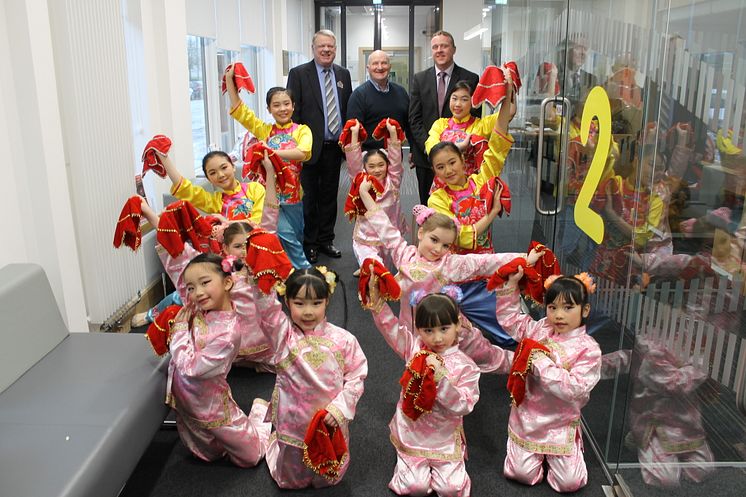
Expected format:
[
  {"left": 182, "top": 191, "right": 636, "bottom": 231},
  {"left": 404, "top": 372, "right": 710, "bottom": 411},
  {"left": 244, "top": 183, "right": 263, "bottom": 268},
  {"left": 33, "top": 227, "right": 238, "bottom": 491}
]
[
  {"left": 345, "top": 5, "right": 375, "bottom": 88},
  {"left": 187, "top": 35, "right": 209, "bottom": 173},
  {"left": 319, "top": 5, "right": 342, "bottom": 37},
  {"left": 381, "top": 5, "right": 410, "bottom": 91},
  {"left": 217, "top": 49, "right": 238, "bottom": 154},
  {"left": 413, "top": 5, "right": 439, "bottom": 76}
]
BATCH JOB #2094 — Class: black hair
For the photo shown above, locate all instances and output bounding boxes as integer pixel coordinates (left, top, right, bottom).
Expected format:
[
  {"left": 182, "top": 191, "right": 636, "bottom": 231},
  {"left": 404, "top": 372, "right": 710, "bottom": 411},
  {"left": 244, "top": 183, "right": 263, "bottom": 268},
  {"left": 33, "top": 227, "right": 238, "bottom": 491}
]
[
  {"left": 266, "top": 87, "right": 295, "bottom": 107},
  {"left": 222, "top": 221, "right": 254, "bottom": 247},
  {"left": 201, "top": 151, "right": 234, "bottom": 177},
  {"left": 544, "top": 276, "right": 590, "bottom": 323},
  {"left": 452, "top": 80, "right": 473, "bottom": 95},
  {"left": 363, "top": 149, "right": 389, "bottom": 167},
  {"left": 428, "top": 141, "right": 463, "bottom": 168},
  {"left": 184, "top": 252, "right": 232, "bottom": 278},
  {"left": 414, "top": 293, "right": 460, "bottom": 329},
  {"left": 285, "top": 267, "right": 337, "bottom": 301}
]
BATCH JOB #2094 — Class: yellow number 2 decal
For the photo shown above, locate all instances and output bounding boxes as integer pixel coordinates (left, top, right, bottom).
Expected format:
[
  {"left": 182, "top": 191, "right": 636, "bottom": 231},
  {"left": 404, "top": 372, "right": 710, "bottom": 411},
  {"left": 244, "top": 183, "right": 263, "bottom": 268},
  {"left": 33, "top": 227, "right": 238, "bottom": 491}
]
[{"left": 573, "top": 86, "right": 612, "bottom": 244}]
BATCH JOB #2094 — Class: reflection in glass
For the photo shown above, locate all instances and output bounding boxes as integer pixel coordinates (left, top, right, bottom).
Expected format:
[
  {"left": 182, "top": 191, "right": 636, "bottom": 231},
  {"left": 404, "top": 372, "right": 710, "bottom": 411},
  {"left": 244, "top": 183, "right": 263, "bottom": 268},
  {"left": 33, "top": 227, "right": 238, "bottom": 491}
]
[{"left": 187, "top": 35, "right": 208, "bottom": 173}]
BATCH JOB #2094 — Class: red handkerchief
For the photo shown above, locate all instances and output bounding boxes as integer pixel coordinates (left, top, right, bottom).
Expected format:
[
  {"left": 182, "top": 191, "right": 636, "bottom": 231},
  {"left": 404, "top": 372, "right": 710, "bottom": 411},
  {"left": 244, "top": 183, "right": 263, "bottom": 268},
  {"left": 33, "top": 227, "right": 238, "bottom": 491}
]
[
  {"left": 507, "top": 338, "right": 550, "bottom": 406},
  {"left": 302, "top": 409, "right": 348, "bottom": 481},
  {"left": 338, "top": 119, "right": 368, "bottom": 148},
  {"left": 344, "top": 172, "right": 384, "bottom": 220},
  {"left": 472, "top": 62, "right": 521, "bottom": 108},
  {"left": 141, "top": 135, "right": 172, "bottom": 178},
  {"left": 145, "top": 304, "right": 182, "bottom": 356},
  {"left": 527, "top": 241, "right": 560, "bottom": 303},
  {"left": 221, "top": 62, "right": 255, "bottom": 94},
  {"left": 486, "top": 257, "right": 541, "bottom": 294},
  {"left": 241, "top": 141, "right": 299, "bottom": 196},
  {"left": 157, "top": 200, "right": 213, "bottom": 257},
  {"left": 400, "top": 350, "right": 441, "bottom": 421},
  {"left": 481, "top": 176, "right": 512, "bottom": 217},
  {"left": 372, "top": 118, "right": 405, "bottom": 148},
  {"left": 244, "top": 229, "right": 293, "bottom": 294},
  {"left": 358, "top": 258, "right": 401, "bottom": 308},
  {"left": 113, "top": 196, "right": 143, "bottom": 251}
]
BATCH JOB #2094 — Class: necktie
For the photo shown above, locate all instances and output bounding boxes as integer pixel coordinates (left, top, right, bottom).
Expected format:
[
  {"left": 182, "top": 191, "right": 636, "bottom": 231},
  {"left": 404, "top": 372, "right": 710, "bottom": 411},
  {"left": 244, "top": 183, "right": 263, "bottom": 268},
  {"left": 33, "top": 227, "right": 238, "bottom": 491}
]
[
  {"left": 437, "top": 71, "right": 447, "bottom": 117},
  {"left": 324, "top": 69, "right": 340, "bottom": 135}
]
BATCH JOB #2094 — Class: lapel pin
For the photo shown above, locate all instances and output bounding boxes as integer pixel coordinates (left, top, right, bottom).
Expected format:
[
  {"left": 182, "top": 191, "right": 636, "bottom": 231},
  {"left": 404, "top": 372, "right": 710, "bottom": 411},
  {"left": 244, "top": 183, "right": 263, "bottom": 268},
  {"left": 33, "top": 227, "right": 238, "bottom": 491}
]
[{"left": 337, "top": 81, "right": 344, "bottom": 89}]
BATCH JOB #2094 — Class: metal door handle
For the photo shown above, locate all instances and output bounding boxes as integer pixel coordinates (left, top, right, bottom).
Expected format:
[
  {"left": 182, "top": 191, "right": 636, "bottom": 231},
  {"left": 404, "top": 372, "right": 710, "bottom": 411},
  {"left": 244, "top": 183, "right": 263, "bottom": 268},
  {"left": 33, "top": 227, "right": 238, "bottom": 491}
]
[{"left": 535, "top": 97, "right": 572, "bottom": 215}]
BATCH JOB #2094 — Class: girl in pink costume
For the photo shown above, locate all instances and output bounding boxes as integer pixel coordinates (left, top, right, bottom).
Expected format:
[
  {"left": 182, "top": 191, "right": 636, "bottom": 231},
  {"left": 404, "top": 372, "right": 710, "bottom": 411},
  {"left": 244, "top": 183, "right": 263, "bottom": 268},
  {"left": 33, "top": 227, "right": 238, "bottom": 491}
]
[
  {"left": 225, "top": 65, "right": 312, "bottom": 269},
  {"left": 493, "top": 269, "right": 601, "bottom": 492},
  {"left": 254, "top": 267, "right": 368, "bottom": 488},
  {"left": 156, "top": 248, "right": 272, "bottom": 467},
  {"left": 358, "top": 184, "right": 541, "bottom": 372},
  {"left": 344, "top": 118, "right": 406, "bottom": 267},
  {"left": 368, "top": 288, "right": 480, "bottom": 497}
]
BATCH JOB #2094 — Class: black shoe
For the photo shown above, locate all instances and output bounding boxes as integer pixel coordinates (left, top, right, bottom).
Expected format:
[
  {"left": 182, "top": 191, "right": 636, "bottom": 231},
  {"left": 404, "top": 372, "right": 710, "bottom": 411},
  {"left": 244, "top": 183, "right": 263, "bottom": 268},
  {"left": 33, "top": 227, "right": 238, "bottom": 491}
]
[
  {"left": 318, "top": 244, "right": 342, "bottom": 258},
  {"left": 306, "top": 248, "right": 318, "bottom": 263}
]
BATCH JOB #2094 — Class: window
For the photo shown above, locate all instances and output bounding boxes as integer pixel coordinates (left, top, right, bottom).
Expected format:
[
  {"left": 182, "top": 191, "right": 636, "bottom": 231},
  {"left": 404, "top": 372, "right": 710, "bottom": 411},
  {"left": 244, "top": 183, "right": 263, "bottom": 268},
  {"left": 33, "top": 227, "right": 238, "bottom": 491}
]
[{"left": 187, "top": 35, "right": 209, "bottom": 173}]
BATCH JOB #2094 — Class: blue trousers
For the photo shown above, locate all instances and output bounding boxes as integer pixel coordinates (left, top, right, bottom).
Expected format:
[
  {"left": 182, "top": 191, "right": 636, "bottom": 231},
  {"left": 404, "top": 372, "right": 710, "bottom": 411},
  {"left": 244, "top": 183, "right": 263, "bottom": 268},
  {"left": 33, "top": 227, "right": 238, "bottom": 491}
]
[
  {"left": 279, "top": 203, "right": 311, "bottom": 269},
  {"left": 459, "top": 279, "right": 515, "bottom": 347}
]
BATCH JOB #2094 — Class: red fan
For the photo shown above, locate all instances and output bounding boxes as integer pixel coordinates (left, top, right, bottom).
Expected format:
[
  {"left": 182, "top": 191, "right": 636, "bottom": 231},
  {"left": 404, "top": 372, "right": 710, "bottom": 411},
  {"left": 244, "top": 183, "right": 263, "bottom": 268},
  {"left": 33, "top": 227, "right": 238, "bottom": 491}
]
[
  {"left": 302, "top": 409, "right": 348, "bottom": 481},
  {"left": 399, "top": 350, "right": 440, "bottom": 421},
  {"left": 144, "top": 305, "right": 182, "bottom": 356},
  {"left": 507, "top": 338, "right": 550, "bottom": 406},
  {"left": 337, "top": 119, "right": 368, "bottom": 148},
  {"left": 344, "top": 172, "right": 384, "bottom": 220},
  {"left": 244, "top": 229, "right": 293, "bottom": 294},
  {"left": 156, "top": 200, "right": 213, "bottom": 257},
  {"left": 221, "top": 62, "right": 255, "bottom": 94},
  {"left": 358, "top": 258, "right": 401, "bottom": 308},
  {"left": 113, "top": 196, "right": 143, "bottom": 251},
  {"left": 141, "top": 135, "right": 172, "bottom": 178},
  {"left": 372, "top": 118, "right": 405, "bottom": 148}
]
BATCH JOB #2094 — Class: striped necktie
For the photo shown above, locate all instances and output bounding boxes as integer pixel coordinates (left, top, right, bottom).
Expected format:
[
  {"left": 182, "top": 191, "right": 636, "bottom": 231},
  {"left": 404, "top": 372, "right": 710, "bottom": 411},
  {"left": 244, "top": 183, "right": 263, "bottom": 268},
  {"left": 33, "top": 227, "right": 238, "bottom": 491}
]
[{"left": 324, "top": 68, "right": 340, "bottom": 135}]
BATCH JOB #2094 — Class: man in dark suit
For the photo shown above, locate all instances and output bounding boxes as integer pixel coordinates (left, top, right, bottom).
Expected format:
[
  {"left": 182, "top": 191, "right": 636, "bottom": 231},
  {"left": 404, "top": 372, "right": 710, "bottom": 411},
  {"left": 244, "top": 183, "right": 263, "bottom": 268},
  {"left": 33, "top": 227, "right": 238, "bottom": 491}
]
[
  {"left": 287, "top": 30, "right": 352, "bottom": 263},
  {"left": 561, "top": 35, "right": 598, "bottom": 103},
  {"left": 409, "top": 30, "right": 480, "bottom": 204}
]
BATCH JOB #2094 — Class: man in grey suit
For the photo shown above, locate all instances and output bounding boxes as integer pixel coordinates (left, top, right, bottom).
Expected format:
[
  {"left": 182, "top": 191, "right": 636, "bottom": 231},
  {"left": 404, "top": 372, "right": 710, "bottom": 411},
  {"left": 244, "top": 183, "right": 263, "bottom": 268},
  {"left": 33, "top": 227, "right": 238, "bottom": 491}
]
[
  {"left": 287, "top": 30, "right": 352, "bottom": 263},
  {"left": 409, "top": 30, "right": 480, "bottom": 204}
]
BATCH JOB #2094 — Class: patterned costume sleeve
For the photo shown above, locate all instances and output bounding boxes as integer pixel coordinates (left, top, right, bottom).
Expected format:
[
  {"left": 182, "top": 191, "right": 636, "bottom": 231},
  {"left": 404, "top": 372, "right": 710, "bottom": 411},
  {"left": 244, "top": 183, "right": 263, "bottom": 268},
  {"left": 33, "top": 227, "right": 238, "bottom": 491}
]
[
  {"left": 475, "top": 129, "right": 514, "bottom": 185},
  {"left": 387, "top": 139, "right": 404, "bottom": 190},
  {"left": 246, "top": 182, "right": 266, "bottom": 226},
  {"left": 229, "top": 271, "right": 259, "bottom": 318},
  {"left": 494, "top": 285, "right": 537, "bottom": 342},
  {"left": 229, "top": 102, "right": 272, "bottom": 141},
  {"left": 440, "top": 251, "right": 526, "bottom": 283},
  {"left": 253, "top": 290, "right": 293, "bottom": 361},
  {"left": 435, "top": 359, "right": 481, "bottom": 417},
  {"left": 292, "top": 124, "right": 313, "bottom": 162},
  {"left": 532, "top": 343, "right": 601, "bottom": 404},
  {"left": 425, "top": 118, "right": 449, "bottom": 154},
  {"left": 327, "top": 333, "right": 368, "bottom": 424},
  {"left": 259, "top": 199, "right": 279, "bottom": 232},
  {"left": 371, "top": 303, "right": 416, "bottom": 361},
  {"left": 157, "top": 243, "right": 200, "bottom": 304},
  {"left": 344, "top": 143, "right": 364, "bottom": 178},
  {"left": 170, "top": 177, "right": 223, "bottom": 214},
  {"left": 427, "top": 189, "right": 479, "bottom": 251},
  {"left": 169, "top": 320, "right": 237, "bottom": 379},
  {"left": 363, "top": 209, "right": 414, "bottom": 269},
  {"left": 471, "top": 113, "right": 499, "bottom": 138}
]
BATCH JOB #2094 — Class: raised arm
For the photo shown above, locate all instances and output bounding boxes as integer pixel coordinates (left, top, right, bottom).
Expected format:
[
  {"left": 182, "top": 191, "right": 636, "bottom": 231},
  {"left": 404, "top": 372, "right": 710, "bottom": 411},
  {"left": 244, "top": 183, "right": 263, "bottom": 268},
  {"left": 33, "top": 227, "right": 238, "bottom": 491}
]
[
  {"left": 493, "top": 267, "right": 538, "bottom": 342},
  {"left": 344, "top": 120, "right": 364, "bottom": 177},
  {"left": 169, "top": 318, "right": 237, "bottom": 379},
  {"left": 532, "top": 342, "right": 601, "bottom": 404},
  {"left": 369, "top": 298, "right": 416, "bottom": 361},
  {"left": 386, "top": 119, "right": 404, "bottom": 189},
  {"left": 259, "top": 153, "right": 279, "bottom": 231},
  {"left": 360, "top": 187, "right": 414, "bottom": 267}
]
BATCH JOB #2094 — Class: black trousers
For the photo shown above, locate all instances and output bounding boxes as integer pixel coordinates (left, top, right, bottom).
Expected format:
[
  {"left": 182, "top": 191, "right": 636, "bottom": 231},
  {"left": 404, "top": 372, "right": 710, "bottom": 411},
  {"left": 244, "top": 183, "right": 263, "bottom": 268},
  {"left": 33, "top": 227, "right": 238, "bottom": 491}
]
[
  {"left": 411, "top": 143, "right": 434, "bottom": 205},
  {"left": 301, "top": 142, "right": 343, "bottom": 248}
]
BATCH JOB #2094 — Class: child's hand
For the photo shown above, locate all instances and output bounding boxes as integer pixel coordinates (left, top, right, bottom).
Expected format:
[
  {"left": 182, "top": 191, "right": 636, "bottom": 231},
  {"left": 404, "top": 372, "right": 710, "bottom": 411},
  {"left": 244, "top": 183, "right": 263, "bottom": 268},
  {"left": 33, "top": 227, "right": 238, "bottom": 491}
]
[
  {"left": 351, "top": 120, "right": 361, "bottom": 136},
  {"left": 385, "top": 118, "right": 396, "bottom": 134},
  {"left": 507, "top": 265, "right": 524, "bottom": 286},
  {"left": 456, "top": 133, "right": 471, "bottom": 151},
  {"left": 501, "top": 67, "right": 517, "bottom": 121},
  {"left": 261, "top": 150, "right": 275, "bottom": 174},
  {"left": 360, "top": 178, "right": 372, "bottom": 195},
  {"left": 323, "top": 411, "right": 339, "bottom": 429},
  {"left": 224, "top": 65, "right": 235, "bottom": 80},
  {"left": 425, "top": 354, "right": 441, "bottom": 369},
  {"left": 527, "top": 246, "right": 546, "bottom": 266}
]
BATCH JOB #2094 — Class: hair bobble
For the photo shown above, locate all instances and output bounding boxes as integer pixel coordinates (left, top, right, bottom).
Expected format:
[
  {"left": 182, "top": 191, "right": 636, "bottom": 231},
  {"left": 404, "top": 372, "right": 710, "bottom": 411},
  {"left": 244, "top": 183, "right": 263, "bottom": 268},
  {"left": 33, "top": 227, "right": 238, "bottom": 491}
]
[
  {"left": 409, "top": 286, "right": 463, "bottom": 307},
  {"left": 412, "top": 205, "right": 436, "bottom": 226},
  {"left": 221, "top": 255, "right": 237, "bottom": 273},
  {"left": 315, "top": 265, "right": 338, "bottom": 295}
]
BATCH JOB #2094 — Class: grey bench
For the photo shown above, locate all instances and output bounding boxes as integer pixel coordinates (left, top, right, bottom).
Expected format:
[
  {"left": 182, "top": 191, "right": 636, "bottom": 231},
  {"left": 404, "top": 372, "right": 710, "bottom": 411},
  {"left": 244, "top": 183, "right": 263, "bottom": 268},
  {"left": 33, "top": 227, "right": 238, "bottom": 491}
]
[{"left": 0, "top": 264, "right": 169, "bottom": 497}]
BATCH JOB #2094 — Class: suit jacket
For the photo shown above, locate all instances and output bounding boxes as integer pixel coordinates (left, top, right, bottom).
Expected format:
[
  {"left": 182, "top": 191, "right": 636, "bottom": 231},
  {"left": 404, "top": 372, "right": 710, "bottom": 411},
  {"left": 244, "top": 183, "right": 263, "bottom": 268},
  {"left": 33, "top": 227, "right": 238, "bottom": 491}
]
[
  {"left": 287, "top": 60, "right": 352, "bottom": 165},
  {"left": 408, "top": 64, "right": 480, "bottom": 169}
]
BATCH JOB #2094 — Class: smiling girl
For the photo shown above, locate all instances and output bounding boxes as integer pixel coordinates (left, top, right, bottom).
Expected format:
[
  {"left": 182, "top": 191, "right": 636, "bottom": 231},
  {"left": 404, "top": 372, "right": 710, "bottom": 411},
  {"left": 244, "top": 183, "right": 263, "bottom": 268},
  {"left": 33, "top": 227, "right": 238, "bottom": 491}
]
[{"left": 225, "top": 65, "right": 312, "bottom": 269}]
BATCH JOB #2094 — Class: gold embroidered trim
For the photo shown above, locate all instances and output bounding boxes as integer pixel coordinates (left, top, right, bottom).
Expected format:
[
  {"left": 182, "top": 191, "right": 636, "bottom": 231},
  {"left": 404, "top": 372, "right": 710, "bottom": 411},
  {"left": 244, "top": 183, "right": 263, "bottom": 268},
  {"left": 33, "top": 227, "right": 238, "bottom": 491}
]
[
  {"left": 277, "top": 432, "right": 305, "bottom": 448},
  {"left": 276, "top": 336, "right": 336, "bottom": 370},
  {"left": 172, "top": 390, "right": 234, "bottom": 429},
  {"left": 238, "top": 343, "right": 270, "bottom": 356},
  {"left": 507, "top": 422, "right": 579, "bottom": 456},
  {"left": 326, "top": 404, "right": 347, "bottom": 425},
  {"left": 248, "top": 242, "right": 286, "bottom": 255},
  {"left": 389, "top": 427, "right": 464, "bottom": 461}
]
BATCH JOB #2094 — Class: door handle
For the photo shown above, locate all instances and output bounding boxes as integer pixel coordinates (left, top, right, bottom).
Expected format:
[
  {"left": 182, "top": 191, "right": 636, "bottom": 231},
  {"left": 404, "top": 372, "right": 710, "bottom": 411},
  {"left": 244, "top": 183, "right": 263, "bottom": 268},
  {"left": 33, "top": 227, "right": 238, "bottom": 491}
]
[{"left": 535, "top": 97, "right": 572, "bottom": 215}]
